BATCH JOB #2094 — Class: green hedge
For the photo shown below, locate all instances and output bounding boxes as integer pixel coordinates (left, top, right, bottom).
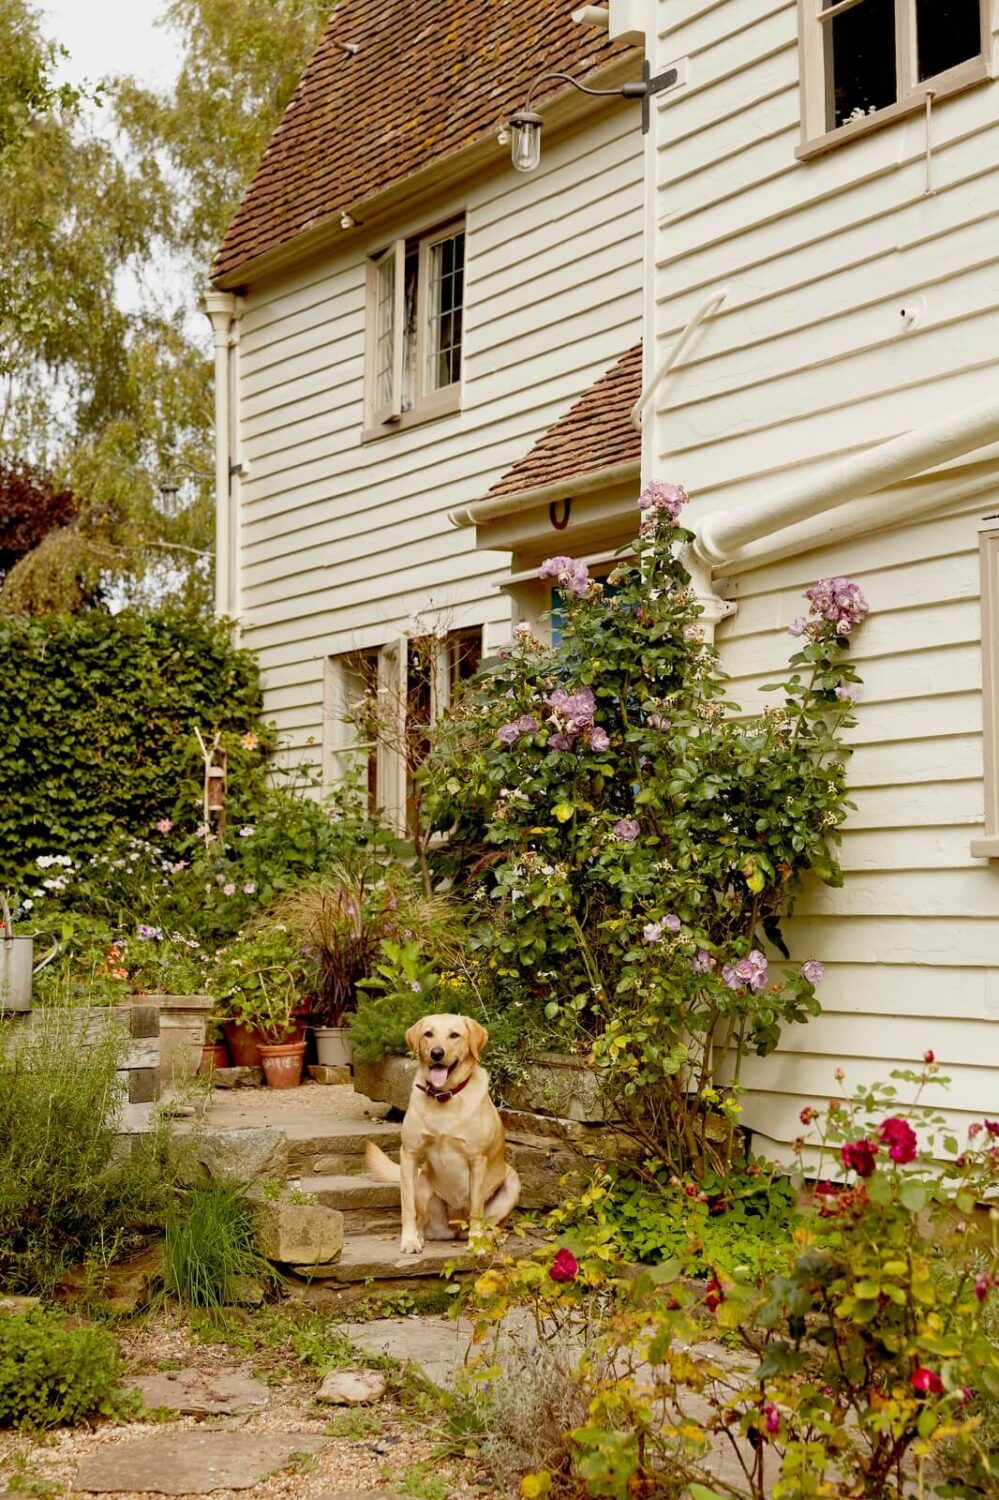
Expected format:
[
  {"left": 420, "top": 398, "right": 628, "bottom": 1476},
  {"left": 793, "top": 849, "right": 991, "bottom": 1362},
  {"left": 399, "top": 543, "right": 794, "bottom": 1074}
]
[{"left": 0, "top": 610, "right": 266, "bottom": 877}]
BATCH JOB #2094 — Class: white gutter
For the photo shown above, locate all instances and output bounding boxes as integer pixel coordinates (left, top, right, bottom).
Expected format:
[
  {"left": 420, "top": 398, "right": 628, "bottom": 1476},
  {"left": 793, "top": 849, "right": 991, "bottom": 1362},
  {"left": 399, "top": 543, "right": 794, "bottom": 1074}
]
[
  {"left": 448, "top": 458, "right": 640, "bottom": 529},
  {"left": 204, "top": 291, "right": 237, "bottom": 618},
  {"left": 693, "top": 391, "right": 999, "bottom": 568}
]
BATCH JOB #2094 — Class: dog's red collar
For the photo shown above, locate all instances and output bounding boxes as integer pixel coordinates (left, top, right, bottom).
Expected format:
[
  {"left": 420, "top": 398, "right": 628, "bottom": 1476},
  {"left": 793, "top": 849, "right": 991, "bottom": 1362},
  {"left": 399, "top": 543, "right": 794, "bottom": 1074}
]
[{"left": 417, "top": 1075, "right": 472, "bottom": 1104}]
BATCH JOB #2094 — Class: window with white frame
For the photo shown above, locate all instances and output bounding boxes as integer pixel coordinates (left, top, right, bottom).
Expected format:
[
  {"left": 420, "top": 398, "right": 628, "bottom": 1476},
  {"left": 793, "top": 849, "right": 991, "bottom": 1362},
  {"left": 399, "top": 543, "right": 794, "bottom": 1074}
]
[
  {"left": 798, "top": 0, "right": 990, "bottom": 151},
  {"left": 325, "top": 629, "right": 481, "bottom": 836},
  {"left": 972, "top": 519, "right": 999, "bottom": 859},
  {"left": 365, "top": 219, "right": 465, "bottom": 433}
]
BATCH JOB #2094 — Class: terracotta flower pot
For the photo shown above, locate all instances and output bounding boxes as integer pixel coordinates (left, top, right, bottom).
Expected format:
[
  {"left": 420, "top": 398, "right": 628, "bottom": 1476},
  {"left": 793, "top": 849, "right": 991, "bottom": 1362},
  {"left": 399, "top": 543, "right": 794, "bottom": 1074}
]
[
  {"left": 198, "top": 1042, "right": 230, "bottom": 1075},
  {"left": 223, "top": 1020, "right": 267, "bottom": 1068},
  {"left": 259, "top": 1040, "right": 307, "bottom": 1089}
]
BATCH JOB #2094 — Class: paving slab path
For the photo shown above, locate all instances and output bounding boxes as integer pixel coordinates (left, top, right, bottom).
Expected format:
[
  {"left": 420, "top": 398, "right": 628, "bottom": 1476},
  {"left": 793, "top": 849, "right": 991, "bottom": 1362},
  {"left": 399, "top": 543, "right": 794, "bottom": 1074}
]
[{"left": 72, "top": 1433, "right": 329, "bottom": 1494}]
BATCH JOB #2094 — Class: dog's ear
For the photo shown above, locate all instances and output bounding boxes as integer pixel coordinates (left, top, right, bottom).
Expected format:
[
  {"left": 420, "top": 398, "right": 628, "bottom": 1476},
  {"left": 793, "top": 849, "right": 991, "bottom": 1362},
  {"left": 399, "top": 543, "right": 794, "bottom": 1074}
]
[
  {"left": 405, "top": 1019, "right": 426, "bottom": 1058},
  {"left": 465, "top": 1017, "right": 489, "bottom": 1060}
]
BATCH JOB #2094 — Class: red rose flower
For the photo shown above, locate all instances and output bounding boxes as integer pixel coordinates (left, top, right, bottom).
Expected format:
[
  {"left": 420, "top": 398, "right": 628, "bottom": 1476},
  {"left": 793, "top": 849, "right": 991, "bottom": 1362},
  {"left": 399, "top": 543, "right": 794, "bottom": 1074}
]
[
  {"left": 549, "top": 1248, "right": 579, "bottom": 1284},
  {"left": 704, "top": 1276, "right": 723, "bottom": 1312},
  {"left": 985, "top": 1120, "right": 999, "bottom": 1139},
  {"left": 923, "top": 1050, "right": 935, "bottom": 1064},
  {"left": 911, "top": 1367, "right": 944, "bottom": 1397},
  {"left": 841, "top": 1139, "right": 878, "bottom": 1178},
  {"left": 877, "top": 1116, "right": 919, "bottom": 1164}
]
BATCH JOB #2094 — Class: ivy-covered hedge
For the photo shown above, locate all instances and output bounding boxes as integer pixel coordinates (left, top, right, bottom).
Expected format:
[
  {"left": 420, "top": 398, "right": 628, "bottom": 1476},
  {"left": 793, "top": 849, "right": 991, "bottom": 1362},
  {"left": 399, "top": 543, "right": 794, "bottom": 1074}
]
[{"left": 0, "top": 610, "right": 266, "bottom": 877}]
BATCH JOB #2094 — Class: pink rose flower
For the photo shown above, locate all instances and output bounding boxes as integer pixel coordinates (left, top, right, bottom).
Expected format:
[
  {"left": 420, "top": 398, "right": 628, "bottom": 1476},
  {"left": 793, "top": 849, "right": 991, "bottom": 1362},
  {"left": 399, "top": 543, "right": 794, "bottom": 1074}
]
[
  {"left": 877, "top": 1116, "right": 918, "bottom": 1164},
  {"left": 549, "top": 1248, "right": 579, "bottom": 1283}
]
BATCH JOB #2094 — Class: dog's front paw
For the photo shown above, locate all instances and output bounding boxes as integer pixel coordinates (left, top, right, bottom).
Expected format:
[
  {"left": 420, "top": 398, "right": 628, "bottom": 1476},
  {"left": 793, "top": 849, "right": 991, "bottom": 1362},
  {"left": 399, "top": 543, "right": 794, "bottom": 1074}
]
[{"left": 398, "top": 1230, "right": 425, "bottom": 1256}]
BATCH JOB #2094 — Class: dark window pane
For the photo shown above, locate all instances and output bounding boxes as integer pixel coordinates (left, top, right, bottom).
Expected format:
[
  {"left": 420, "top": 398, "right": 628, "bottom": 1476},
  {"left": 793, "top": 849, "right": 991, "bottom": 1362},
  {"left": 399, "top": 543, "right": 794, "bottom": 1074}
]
[
  {"left": 827, "top": 0, "right": 897, "bottom": 128},
  {"left": 916, "top": 0, "right": 982, "bottom": 80}
]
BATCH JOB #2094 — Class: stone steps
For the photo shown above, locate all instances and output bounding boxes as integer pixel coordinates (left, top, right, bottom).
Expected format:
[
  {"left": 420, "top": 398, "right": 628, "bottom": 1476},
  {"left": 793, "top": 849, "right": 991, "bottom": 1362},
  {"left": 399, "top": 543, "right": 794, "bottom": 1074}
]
[
  {"left": 299, "top": 1172, "right": 401, "bottom": 1233},
  {"left": 292, "top": 1231, "right": 530, "bottom": 1285},
  {"left": 283, "top": 1118, "right": 402, "bottom": 1177}
]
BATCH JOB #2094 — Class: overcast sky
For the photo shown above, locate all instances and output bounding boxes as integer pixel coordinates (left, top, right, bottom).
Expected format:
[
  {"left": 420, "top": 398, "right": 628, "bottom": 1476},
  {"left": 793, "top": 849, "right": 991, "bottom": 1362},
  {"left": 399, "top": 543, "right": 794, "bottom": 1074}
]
[{"left": 42, "top": 0, "right": 182, "bottom": 93}]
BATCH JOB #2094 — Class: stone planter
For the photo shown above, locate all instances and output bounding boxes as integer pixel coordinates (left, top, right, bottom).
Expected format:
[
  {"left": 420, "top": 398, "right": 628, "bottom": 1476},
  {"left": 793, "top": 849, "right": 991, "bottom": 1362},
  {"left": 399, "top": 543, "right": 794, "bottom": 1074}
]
[
  {"left": 353, "top": 1050, "right": 613, "bottom": 1124},
  {"left": 313, "top": 1026, "right": 353, "bottom": 1069},
  {"left": 352, "top": 1054, "right": 416, "bottom": 1112},
  {"left": 503, "top": 1052, "right": 613, "bottom": 1123},
  {"left": 137, "top": 995, "right": 212, "bottom": 1091}
]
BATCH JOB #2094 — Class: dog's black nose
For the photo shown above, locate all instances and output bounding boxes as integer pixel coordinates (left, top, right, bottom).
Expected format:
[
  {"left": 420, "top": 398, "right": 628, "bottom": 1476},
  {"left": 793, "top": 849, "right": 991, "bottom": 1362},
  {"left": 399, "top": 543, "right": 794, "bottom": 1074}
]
[{"left": 430, "top": 1046, "right": 445, "bottom": 1062}]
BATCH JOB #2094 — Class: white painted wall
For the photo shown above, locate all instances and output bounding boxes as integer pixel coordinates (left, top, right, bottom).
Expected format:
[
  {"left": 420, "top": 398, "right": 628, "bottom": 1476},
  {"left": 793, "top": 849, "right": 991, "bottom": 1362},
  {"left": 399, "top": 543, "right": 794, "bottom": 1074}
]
[
  {"left": 632, "top": 0, "right": 999, "bottom": 1145},
  {"left": 233, "top": 107, "right": 643, "bottom": 771}
]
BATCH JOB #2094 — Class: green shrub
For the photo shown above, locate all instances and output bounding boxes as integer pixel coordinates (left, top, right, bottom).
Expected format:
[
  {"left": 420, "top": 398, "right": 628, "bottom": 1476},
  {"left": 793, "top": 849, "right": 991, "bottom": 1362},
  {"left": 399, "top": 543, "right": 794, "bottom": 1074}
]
[
  {"left": 0, "top": 1011, "right": 169, "bottom": 1293},
  {"left": 163, "top": 1180, "right": 274, "bottom": 1310},
  {"left": 0, "top": 608, "right": 266, "bottom": 881},
  {"left": 0, "top": 1307, "right": 124, "bottom": 1428}
]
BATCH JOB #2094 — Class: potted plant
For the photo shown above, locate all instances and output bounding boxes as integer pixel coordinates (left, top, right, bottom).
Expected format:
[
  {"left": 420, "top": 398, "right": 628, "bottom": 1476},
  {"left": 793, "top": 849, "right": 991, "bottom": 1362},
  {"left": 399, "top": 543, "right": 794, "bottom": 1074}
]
[
  {"left": 271, "top": 860, "right": 464, "bottom": 1071},
  {"left": 198, "top": 1020, "right": 230, "bottom": 1075},
  {"left": 209, "top": 923, "right": 307, "bottom": 1087},
  {"left": 123, "top": 930, "right": 214, "bottom": 1089}
]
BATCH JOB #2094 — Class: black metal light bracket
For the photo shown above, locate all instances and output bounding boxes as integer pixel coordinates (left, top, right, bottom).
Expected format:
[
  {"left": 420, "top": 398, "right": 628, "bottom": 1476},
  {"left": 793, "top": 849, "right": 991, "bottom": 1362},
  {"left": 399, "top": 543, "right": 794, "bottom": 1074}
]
[{"left": 640, "top": 58, "right": 680, "bottom": 134}]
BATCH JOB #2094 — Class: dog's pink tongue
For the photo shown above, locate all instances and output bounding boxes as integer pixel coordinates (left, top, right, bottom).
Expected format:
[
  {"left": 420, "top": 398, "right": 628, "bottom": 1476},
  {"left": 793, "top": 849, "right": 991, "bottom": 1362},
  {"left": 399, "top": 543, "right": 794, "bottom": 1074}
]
[{"left": 429, "top": 1065, "right": 449, "bottom": 1090}]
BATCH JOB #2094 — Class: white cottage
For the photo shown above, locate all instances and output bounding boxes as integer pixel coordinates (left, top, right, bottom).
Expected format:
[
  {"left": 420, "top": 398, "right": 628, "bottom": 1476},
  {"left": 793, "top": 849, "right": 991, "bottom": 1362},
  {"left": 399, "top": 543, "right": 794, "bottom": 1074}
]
[{"left": 210, "top": 0, "right": 999, "bottom": 1150}]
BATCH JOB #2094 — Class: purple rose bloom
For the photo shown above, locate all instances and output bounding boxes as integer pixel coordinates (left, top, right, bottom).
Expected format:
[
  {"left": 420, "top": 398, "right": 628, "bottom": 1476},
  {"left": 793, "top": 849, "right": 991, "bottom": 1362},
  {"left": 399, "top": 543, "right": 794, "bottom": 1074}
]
[
  {"left": 637, "top": 481, "right": 689, "bottom": 533},
  {"left": 613, "top": 819, "right": 641, "bottom": 843},
  {"left": 692, "top": 949, "right": 715, "bottom": 975},
  {"left": 549, "top": 733, "right": 572, "bottom": 752},
  {"left": 648, "top": 713, "right": 671, "bottom": 730},
  {"left": 724, "top": 950, "right": 769, "bottom": 992},
  {"left": 538, "top": 555, "right": 590, "bottom": 597},
  {"left": 788, "top": 617, "right": 807, "bottom": 638},
  {"left": 643, "top": 921, "right": 664, "bottom": 944},
  {"left": 497, "top": 722, "right": 521, "bottom": 745},
  {"left": 801, "top": 959, "right": 824, "bottom": 985},
  {"left": 662, "top": 914, "right": 681, "bottom": 933},
  {"left": 589, "top": 726, "right": 610, "bottom": 752},
  {"left": 835, "top": 685, "right": 857, "bottom": 702}
]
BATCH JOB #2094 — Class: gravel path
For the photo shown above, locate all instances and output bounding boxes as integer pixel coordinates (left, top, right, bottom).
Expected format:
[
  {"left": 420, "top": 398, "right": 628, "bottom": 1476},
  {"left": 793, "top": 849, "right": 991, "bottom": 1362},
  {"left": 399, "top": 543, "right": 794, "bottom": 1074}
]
[{"left": 0, "top": 1310, "right": 503, "bottom": 1500}]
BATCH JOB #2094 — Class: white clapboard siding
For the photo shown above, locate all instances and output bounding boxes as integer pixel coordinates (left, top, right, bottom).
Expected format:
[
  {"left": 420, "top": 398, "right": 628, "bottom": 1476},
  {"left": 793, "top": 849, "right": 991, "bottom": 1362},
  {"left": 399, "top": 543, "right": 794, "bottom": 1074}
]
[
  {"left": 235, "top": 103, "right": 643, "bottom": 730},
  {"left": 644, "top": 0, "right": 999, "bottom": 1141}
]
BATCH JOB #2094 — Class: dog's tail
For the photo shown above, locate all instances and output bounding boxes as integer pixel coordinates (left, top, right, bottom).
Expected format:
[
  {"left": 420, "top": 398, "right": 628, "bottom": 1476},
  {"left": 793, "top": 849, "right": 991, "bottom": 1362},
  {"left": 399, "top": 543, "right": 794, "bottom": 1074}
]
[{"left": 365, "top": 1140, "right": 401, "bottom": 1182}]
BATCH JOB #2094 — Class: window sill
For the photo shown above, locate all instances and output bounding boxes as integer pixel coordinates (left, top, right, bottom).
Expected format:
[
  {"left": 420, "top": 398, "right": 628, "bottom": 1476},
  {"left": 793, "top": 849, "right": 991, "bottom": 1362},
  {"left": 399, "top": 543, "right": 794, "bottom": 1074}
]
[
  {"left": 970, "top": 834, "right": 999, "bottom": 860},
  {"left": 797, "top": 56, "right": 991, "bottom": 161},
  {"left": 361, "top": 385, "right": 461, "bottom": 443}
]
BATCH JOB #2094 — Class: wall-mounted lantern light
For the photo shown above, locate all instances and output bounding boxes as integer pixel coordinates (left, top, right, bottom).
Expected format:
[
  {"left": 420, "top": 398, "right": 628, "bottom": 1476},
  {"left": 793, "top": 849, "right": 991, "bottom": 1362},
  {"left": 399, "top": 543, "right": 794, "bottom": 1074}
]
[{"left": 509, "top": 59, "right": 681, "bottom": 173}]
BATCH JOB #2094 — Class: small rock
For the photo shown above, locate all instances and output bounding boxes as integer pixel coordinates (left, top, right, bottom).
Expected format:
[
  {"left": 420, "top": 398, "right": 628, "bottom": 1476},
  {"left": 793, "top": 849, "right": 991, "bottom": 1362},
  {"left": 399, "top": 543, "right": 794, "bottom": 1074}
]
[
  {"left": 130, "top": 1368, "right": 270, "bottom": 1416},
  {"left": 252, "top": 1193, "right": 344, "bottom": 1266},
  {"left": 73, "top": 1432, "right": 328, "bottom": 1493},
  {"left": 309, "top": 1064, "right": 351, "bottom": 1086},
  {"left": 104, "top": 1242, "right": 165, "bottom": 1315},
  {"left": 227, "top": 1276, "right": 266, "bottom": 1306},
  {"left": 213, "top": 1067, "right": 264, "bottom": 1089},
  {"left": 315, "top": 1369, "right": 386, "bottom": 1406}
]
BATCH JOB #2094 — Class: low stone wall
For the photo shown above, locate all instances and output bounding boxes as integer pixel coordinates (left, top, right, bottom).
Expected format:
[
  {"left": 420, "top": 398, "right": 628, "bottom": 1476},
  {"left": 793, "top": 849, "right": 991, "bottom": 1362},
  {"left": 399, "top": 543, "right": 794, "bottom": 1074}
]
[
  {"left": 2, "top": 1003, "right": 160, "bottom": 1135},
  {"left": 352, "top": 1053, "right": 638, "bottom": 1209}
]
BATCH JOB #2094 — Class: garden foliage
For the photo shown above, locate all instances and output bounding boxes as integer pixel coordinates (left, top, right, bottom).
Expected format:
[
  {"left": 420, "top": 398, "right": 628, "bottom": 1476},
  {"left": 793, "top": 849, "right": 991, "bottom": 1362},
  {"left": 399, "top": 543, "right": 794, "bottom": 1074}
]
[
  {"left": 0, "top": 609, "right": 264, "bottom": 878},
  {"left": 427, "top": 485, "right": 867, "bottom": 1176},
  {"left": 0, "top": 1306, "right": 124, "bottom": 1428},
  {"left": 469, "top": 1066, "right": 999, "bottom": 1500},
  {"left": 163, "top": 1179, "right": 274, "bottom": 1310},
  {"left": 0, "top": 1010, "right": 168, "bottom": 1293}
]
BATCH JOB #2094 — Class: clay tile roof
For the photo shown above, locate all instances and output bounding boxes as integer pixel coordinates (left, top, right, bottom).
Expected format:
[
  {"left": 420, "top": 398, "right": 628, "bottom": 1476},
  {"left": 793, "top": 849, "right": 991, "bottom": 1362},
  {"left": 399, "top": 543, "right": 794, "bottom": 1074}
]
[
  {"left": 213, "top": 1, "right": 635, "bottom": 283},
  {"left": 487, "top": 343, "right": 642, "bottom": 500}
]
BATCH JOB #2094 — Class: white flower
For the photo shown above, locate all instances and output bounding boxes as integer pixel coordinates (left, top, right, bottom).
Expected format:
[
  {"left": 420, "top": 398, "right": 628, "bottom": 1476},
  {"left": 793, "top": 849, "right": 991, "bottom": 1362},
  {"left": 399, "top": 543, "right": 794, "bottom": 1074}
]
[{"left": 21, "top": 899, "right": 33, "bottom": 911}]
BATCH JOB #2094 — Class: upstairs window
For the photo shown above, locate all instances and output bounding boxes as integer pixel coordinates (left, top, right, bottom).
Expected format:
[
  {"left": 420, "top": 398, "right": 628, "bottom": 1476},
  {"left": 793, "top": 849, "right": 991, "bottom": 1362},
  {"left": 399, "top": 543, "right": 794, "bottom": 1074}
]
[
  {"left": 798, "top": 0, "right": 990, "bottom": 154},
  {"left": 365, "top": 219, "right": 465, "bottom": 434}
]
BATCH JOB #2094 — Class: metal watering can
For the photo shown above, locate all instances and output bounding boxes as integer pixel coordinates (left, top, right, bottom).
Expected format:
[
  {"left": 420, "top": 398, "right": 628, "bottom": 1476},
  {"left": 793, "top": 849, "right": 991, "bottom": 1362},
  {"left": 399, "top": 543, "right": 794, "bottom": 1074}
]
[{"left": 1, "top": 894, "right": 59, "bottom": 1015}]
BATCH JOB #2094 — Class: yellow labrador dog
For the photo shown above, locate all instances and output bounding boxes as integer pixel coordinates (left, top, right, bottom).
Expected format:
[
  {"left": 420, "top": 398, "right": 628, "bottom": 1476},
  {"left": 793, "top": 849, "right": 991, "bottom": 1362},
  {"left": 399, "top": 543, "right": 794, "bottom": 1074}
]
[{"left": 366, "top": 1013, "right": 520, "bottom": 1254}]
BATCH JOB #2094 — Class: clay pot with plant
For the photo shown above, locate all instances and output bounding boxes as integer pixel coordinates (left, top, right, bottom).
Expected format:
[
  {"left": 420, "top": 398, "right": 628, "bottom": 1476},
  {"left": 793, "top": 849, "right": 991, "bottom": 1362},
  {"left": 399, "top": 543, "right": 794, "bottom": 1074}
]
[
  {"left": 270, "top": 859, "right": 465, "bottom": 1070},
  {"left": 208, "top": 923, "right": 308, "bottom": 1085}
]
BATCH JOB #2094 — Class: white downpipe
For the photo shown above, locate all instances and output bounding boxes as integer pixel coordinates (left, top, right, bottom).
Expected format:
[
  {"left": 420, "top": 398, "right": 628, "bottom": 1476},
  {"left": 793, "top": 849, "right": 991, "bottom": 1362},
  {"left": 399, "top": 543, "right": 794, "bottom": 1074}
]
[
  {"left": 204, "top": 291, "right": 236, "bottom": 618},
  {"left": 694, "top": 391, "right": 999, "bottom": 568},
  {"left": 631, "top": 286, "right": 728, "bottom": 432}
]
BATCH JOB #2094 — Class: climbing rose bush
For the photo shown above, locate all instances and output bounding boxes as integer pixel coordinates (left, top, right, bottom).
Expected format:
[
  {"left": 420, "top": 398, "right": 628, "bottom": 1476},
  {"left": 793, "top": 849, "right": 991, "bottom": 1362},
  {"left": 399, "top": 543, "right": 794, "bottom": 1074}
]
[
  {"left": 427, "top": 484, "right": 867, "bottom": 1177},
  {"left": 468, "top": 1065, "right": 999, "bottom": 1500}
]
